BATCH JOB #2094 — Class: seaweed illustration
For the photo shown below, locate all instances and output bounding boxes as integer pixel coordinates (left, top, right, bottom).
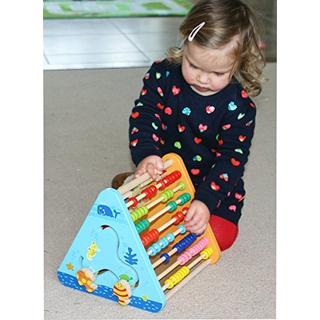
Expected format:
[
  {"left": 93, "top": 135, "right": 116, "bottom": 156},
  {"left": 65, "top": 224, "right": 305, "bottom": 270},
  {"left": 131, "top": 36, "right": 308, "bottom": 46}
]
[{"left": 124, "top": 247, "right": 138, "bottom": 265}]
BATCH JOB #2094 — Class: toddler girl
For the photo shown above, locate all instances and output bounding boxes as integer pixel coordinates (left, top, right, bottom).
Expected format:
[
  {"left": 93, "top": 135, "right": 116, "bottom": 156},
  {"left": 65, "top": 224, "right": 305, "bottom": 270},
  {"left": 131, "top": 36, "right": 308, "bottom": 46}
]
[{"left": 113, "top": 0, "right": 265, "bottom": 251}]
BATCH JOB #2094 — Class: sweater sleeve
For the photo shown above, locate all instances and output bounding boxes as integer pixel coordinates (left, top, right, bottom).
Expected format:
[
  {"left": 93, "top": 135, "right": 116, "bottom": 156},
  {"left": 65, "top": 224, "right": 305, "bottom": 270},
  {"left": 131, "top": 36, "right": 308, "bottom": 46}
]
[
  {"left": 194, "top": 93, "right": 257, "bottom": 213},
  {"left": 129, "top": 61, "right": 167, "bottom": 166}
]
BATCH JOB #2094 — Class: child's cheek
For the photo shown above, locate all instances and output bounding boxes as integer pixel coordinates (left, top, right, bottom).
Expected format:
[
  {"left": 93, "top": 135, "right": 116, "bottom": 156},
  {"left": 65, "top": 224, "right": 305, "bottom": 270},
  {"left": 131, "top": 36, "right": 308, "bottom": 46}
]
[{"left": 182, "top": 68, "right": 193, "bottom": 86}]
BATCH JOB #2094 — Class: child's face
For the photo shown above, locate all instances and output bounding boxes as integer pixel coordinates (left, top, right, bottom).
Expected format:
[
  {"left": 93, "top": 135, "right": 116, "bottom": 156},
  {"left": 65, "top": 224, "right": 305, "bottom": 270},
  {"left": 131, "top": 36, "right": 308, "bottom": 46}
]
[{"left": 181, "top": 39, "right": 238, "bottom": 95}]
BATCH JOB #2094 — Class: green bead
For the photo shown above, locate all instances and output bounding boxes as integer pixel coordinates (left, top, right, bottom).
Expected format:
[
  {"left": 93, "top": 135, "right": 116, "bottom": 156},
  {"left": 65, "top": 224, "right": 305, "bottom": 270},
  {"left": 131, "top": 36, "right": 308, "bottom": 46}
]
[
  {"left": 135, "top": 219, "right": 150, "bottom": 233},
  {"left": 131, "top": 206, "right": 148, "bottom": 222},
  {"left": 178, "top": 193, "right": 191, "bottom": 205},
  {"left": 161, "top": 189, "right": 174, "bottom": 202},
  {"left": 167, "top": 201, "right": 178, "bottom": 212},
  {"left": 176, "top": 181, "right": 185, "bottom": 191}
]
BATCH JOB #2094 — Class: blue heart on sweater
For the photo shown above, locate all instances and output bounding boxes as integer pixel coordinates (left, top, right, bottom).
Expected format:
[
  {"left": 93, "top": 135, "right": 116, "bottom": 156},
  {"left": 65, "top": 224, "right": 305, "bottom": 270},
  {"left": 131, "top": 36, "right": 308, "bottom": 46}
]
[
  {"left": 182, "top": 107, "right": 191, "bottom": 116},
  {"left": 228, "top": 101, "right": 238, "bottom": 111}
]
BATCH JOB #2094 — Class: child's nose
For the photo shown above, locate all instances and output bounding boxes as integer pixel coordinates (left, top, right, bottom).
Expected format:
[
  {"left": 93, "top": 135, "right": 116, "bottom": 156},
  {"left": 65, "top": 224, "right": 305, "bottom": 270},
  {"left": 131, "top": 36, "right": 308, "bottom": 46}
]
[{"left": 197, "top": 72, "right": 209, "bottom": 84}]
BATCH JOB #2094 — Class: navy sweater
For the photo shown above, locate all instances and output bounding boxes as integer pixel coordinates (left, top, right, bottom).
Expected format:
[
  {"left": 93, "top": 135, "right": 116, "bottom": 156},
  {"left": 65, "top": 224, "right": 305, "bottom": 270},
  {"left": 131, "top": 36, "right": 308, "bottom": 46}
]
[{"left": 129, "top": 60, "right": 256, "bottom": 224}]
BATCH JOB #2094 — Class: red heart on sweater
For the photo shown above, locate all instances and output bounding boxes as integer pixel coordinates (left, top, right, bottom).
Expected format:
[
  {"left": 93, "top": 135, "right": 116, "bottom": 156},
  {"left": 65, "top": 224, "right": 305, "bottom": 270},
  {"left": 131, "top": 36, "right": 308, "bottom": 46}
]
[
  {"left": 191, "top": 169, "right": 200, "bottom": 175},
  {"left": 178, "top": 124, "right": 186, "bottom": 132},
  {"left": 231, "top": 158, "right": 240, "bottom": 166},
  {"left": 205, "top": 105, "right": 215, "bottom": 114},
  {"left": 141, "top": 88, "right": 147, "bottom": 96},
  {"left": 152, "top": 134, "right": 159, "bottom": 142},
  {"left": 235, "top": 192, "right": 245, "bottom": 201},
  {"left": 164, "top": 107, "right": 172, "bottom": 115},
  {"left": 131, "top": 127, "right": 139, "bottom": 134},
  {"left": 130, "top": 139, "right": 138, "bottom": 147},
  {"left": 156, "top": 102, "right": 164, "bottom": 110},
  {"left": 210, "top": 181, "right": 220, "bottom": 191},
  {"left": 241, "top": 89, "right": 248, "bottom": 98},
  {"left": 239, "top": 135, "right": 246, "bottom": 142},
  {"left": 198, "top": 123, "right": 208, "bottom": 132},
  {"left": 222, "top": 124, "right": 231, "bottom": 130},
  {"left": 131, "top": 112, "right": 140, "bottom": 119},
  {"left": 172, "top": 85, "right": 181, "bottom": 95},
  {"left": 219, "top": 173, "right": 229, "bottom": 182},
  {"left": 194, "top": 137, "right": 202, "bottom": 144},
  {"left": 157, "top": 87, "right": 164, "bottom": 96}
]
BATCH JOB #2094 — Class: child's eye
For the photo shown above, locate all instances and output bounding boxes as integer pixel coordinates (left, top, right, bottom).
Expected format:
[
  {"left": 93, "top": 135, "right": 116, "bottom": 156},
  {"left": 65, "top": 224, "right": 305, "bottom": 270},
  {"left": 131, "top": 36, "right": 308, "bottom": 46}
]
[
  {"left": 214, "top": 72, "right": 224, "bottom": 77},
  {"left": 189, "top": 62, "right": 198, "bottom": 69}
]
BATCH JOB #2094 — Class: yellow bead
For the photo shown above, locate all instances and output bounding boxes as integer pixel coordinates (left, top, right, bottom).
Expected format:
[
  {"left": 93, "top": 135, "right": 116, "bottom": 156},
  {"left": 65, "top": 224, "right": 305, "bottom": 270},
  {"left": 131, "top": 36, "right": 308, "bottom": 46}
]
[
  {"left": 168, "top": 266, "right": 190, "bottom": 287},
  {"left": 200, "top": 247, "right": 213, "bottom": 259},
  {"left": 164, "top": 278, "right": 175, "bottom": 289}
]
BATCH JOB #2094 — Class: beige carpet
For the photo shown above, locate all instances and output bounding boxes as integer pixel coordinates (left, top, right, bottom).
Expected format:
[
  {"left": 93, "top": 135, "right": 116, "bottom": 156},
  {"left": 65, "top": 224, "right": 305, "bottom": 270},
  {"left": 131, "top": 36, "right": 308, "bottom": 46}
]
[{"left": 44, "top": 63, "right": 276, "bottom": 319}]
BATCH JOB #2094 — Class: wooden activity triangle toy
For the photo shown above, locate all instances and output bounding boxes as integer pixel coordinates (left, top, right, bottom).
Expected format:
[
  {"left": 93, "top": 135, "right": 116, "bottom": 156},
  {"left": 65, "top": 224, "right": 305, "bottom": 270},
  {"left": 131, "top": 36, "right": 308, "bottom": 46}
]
[{"left": 57, "top": 153, "right": 221, "bottom": 312}]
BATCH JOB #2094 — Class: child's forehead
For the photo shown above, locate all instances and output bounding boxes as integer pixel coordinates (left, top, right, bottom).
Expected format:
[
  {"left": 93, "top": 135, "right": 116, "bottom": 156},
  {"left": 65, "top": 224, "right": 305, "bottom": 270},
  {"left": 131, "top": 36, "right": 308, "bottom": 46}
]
[{"left": 184, "top": 37, "right": 239, "bottom": 70}]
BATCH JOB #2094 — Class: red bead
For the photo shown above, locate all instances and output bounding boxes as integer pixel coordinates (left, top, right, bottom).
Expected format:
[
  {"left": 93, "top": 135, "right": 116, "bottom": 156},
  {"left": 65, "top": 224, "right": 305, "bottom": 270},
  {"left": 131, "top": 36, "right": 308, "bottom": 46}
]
[
  {"left": 158, "top": 170, "right": 181, "bottom": 190},
  {"left": 173, "top": 211, "right": 185, "bottom": 225},
  {"left": 128, "top": 197, "right": 139, "bottom": 208},
  {"left": 141, "top": 229, "right": 159, "bottom": 247},
  {"left": 142, "top": 185, "right": 157, "bottom": 199},
  {"left": 181, "top": 207, "right": 188, "bottom": 215}
]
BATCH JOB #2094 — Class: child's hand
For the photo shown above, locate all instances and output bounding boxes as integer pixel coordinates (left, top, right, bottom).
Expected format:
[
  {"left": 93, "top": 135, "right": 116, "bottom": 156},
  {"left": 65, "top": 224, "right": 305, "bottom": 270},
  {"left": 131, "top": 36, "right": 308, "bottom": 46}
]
[
  {"left": 184, "top": 200, "right": 210, "bottom": 235},
  {"left": 135, "top": 155, "right": 164, "bottom": 180}
]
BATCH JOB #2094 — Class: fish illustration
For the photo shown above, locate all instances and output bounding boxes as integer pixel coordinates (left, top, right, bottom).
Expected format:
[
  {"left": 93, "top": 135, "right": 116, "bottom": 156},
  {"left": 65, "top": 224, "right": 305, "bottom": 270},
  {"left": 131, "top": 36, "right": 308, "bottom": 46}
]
[
  {"left": 113, "top": 279, "right": 132, "bottom": 305},
  {"left": 76, "top": 268, "right": 97, "bottom": 292},
  {"left": 97, "top": 205, "right": 121, "bottom": 218},
  {"left": 86, "top": 241, "right": 100, "bottom": 261}
]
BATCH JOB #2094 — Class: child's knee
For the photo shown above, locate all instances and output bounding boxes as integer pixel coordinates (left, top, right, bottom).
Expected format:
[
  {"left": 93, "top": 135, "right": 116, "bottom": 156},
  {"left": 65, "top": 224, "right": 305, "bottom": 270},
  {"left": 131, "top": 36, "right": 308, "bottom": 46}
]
[{"left": 209, "top": 215, "right": 239, "bottom": 251}]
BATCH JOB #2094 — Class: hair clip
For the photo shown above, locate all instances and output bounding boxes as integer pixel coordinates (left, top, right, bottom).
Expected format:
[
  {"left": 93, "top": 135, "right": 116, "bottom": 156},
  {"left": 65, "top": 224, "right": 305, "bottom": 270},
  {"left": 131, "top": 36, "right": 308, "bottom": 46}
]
[{"left": 188, "top": 22, "right": 205, "bottom": 42}]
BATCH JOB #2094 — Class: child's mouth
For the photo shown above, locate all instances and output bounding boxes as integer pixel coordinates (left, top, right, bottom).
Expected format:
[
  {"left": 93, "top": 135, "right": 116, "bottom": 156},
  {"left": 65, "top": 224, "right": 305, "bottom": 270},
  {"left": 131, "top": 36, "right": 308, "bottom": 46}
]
[{"left": 192, "top": 84, "right": 210, "bottom": 92}]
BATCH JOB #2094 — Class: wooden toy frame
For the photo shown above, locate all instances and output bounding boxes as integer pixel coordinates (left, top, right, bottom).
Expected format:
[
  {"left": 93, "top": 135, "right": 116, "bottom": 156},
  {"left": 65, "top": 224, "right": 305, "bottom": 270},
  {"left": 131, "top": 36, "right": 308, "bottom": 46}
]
[{"left": 57, "top": 153, "right": 221, "bottom": 312}]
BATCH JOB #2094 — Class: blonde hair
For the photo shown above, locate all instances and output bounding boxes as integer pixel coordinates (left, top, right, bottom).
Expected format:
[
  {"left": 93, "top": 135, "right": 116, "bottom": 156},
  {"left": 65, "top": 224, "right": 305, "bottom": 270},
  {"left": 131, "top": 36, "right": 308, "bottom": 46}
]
[{"left": 167, "top": 0, "right": 265, "bottom": 96}]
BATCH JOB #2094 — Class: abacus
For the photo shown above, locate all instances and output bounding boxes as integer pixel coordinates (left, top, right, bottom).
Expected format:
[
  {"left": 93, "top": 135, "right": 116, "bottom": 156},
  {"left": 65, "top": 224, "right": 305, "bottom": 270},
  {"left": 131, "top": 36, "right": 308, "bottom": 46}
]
[{"left": 57, "top": 153, "right": 221, "bottom": 312}]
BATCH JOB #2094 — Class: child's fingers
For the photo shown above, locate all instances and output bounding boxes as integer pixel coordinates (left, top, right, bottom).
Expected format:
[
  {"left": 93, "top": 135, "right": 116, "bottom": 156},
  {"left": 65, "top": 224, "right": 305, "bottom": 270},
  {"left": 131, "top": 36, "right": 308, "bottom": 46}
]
[
  {"left": 134, "top": 169, "right": 143, "bottom": 177},
  {"left": 184, "top": 207, "right": 196, "bottom": 222},
  {"left": 193, "top": 224, "right": 207, "bottom": 235},
  {"left": 146, "top": 163, "right": 158, "bottom": 180},
  {"left": 155, "top": 159, "right": 164, "bottom": 172},
  {"left": 187, "top": 220, "right": 202, "bottom": 232},
  {"left": 188, "top": 222, "right": 207, "bottom": 234}
]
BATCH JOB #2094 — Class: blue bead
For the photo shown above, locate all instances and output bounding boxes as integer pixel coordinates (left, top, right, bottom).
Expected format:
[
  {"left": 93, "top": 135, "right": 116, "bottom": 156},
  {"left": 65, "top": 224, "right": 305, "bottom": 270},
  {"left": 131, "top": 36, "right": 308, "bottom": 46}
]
[
  {"left": 166, "top": 232, "right": 175, "bottom": 243},
  {"left": 173, "top": 242, "right": 183, "bottom": 253},
  {"left": 178, "top": 225, "right": 187, "bottom": 234},
  {"left": 148, "top": 246, "right": 156, "bottom": 256},
  {"left": 153, "top": 243, "right": 161, "bottom": 254},
  {"left": 160, "top": 252, "right": 170, "bottom": 263},
  {"left": 160, "top": 237, "right": 169, "bottom": 248}
]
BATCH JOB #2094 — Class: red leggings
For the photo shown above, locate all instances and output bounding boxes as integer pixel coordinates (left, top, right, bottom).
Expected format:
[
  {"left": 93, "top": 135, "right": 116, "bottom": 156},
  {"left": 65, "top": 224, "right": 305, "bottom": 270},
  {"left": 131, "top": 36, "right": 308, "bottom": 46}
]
[{"left": 209, "top": 215, "right": 239, "bottom": 251}]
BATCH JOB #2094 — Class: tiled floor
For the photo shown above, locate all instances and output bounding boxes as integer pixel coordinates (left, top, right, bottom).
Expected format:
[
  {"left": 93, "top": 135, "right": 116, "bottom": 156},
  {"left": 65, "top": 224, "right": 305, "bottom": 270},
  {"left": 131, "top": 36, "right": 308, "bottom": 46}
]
[{"left": 43, "top": 1, "right": 276, "bottom": 70}]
